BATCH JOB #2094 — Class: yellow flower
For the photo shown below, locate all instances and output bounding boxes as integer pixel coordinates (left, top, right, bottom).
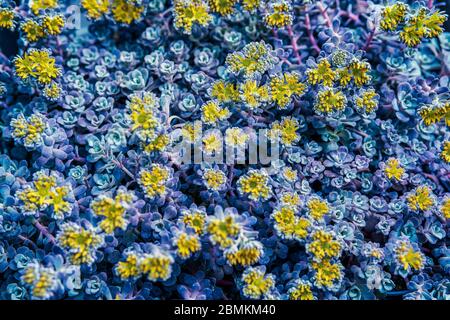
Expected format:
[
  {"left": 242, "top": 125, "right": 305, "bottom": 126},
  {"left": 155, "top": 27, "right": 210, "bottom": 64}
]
[
  {"left": 237, "top": 170, "right": 271, "bottom": 201},
  {"left": 269, "top": 117, "right": 300, "bottom": 146},
  {"left": 175, "top": 232, "right": 201, "bottom": 259},
  {"left": 210, "top": 80, "right": 239, "bottom": 103},
  {"left": 10, "top": 113, "right": 46, "bottom": 148},
  {"left": 384, "top": 158, "right": 405, "bottom": 181},
  {"left": 81, "top": 0, "right": 109, "bottom": 19},
  {"left": 127, "top": 92, "right": 159, "bottom": 141},
  {"left": 208, "top": 0, "right": 238, "bottom": 15},
  {"left": 143, "top": 134, "right": 170, "bottom": 153},
  {"left": 0, "top": 8, "right": 15, "bottom": 30},
  {"left": 111, "top": 0, "right": 144, "bottom": 24},
  {"left": 202, "top": 131, "right": 222, "bottom": 154},
  {"left": 180, "top": 209, "right": 207, "bottom": 235},
  {"left": 272, "top": 206, "right": 310, "bottom": 240},
  {"left": 91, "top": 189, "right": 134, "bottom": 234},
  {"left": 307, "top": 59, "right": 336, "bottom": 86},
  {"left": 311, "top": 259, "right": 342, "bottom": 289},
  {"left": 42, "top": 15, "right": 65, "bottom": 35},
  {"left": 440, "top": 197, "right": 450, "bottom": 219},
  {"left": 336, "top": 68, "right": 352, "bottom": 86},
  {"left": 355, "top": 89, "right": 378, "bottom": 113},
  {"left": 225, "top": 241, "right": 263, "bottom": 267},
  {"left": 22, "top": 263, "right": 58, "bottom": 299},
  {"left": 226, "top": 41, "right": 277, "bottom": 78},
  {"left": 270, "top": 72, "right": 306, "bottom": 108},
  {"left": 203, "top": 169, "right": 227, "bottom": 191},
  {"left": 265, "top": 1, "right": 293, "bottom": 28},
  {"left": 14, "top": 50, "right": 61, "bottom": 84},
  {"left": 181, "top": 121, "right": 202, "bottom": 143},
  {"left": 281, "top": 167, "right": 298, "bottom": 182},
  {"left": 241, "top": 267, "right": 275, "bottom": 299},
  {"left": 116, "top": 253, "right": 141, "bottom": 279},
  {"left": 307, "top": 230, "right": 341, "bottom": 260},
  {"left": 418, "top": 102, "right": 450, "bottom": 126},
  {"left": 280, "top": 191, "right": 301, "bottom": 207},
  {"left": 407, "top": 186, "right": 435, "bottom": 212},
  {"left": 395, "top": 241, "right": 424, "bottom": 271},
  {"left": 348, "top": 59, "right": 371, "bottom": 86},
  {"left": 30, "top": 0, "right": 58, "bottom": 15},
  {"left": 315, "top": 89, "right": 346, "bottom": 114},
  {"left": 140, "top": 251, "right": 174, "bottom": 281},
  {"left": 399, "top": 8, "right": 447, "bottom": 47},
  {"left": 225, "top": 127, "right": 249, "bottom": 147},
  {"left": 43, "top": 82, "right": 62, "bottom": 100},
  {"left": 207, "top": 215, "right": 240, "bottom": 249},
  {"left": 307, "top": 198, "right": 329, "bottom": 221},
  {"left": 380, "top": 3, "right": 408, "bottom": 31},
  {"left": 240, "top": 80, "right": 270, "bottom": 110},
  {"left": 440, "top": 141, "right": 450, "bottom": 162},
  {"left": 201, "top": 100, "right": 230, "bottom": 125},
  {"left": 288, "top": 282, "right": 314, "bottom": 300},
  {"left": 241, "top": 0, "right": 260, "bottom": 12},
  {"left": 57, "top": 222, "right": 103, "bottom": 265},
  {"left": 174, "top": 0, "right": 212, "bottom": 34},
  {"left": 139, "top": 165, "right": 170, "bottom": 198}
]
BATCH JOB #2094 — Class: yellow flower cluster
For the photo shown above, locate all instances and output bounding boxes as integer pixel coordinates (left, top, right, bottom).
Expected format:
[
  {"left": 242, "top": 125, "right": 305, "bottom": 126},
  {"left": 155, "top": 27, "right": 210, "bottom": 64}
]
[
  {"left": 399, "top": 8, "right": 447, "bottom": 47},
  {"left": 440, "top": 197, "right": 450, "bottom": 219},
  {"left": 210, "top": 80, "right": 239, "bottom": 103},
  {"left": 307, "top": 198, "right": 329, "bottom": 221},
  {"left": 57, "top": 222, "right": 104, "bottom": 265},
  {"left": 175, "top": 232, "right": 201, "bottom": 259},
  {"left": 207, "top": 214, "right": 241, "bottom": 249},
  {"left": 315, "top": 88, "right": 346, "bottom": 114},
  {"left": 17, "top": 171, "right": 72, "bottom": 219},
  {"left": 42, "top": 82, "right": 62, "bottom": 100},
  {"left": 226, "top": 41, "right": 277, "bottom": 78},
  {"left": 138, "top": 165, "right": 171, "bottom": 199},
  {"left": 174, "top": 0, "right": 212, "bottom": 34},
  {"left": 307, "top": 230, "right": 341, "bottom": 261},
  {"left": 201, "top": 100, "right": 230, "bottom": 125},
  {"left": 272, "top": 206, "right": 310, "bottom": 240},
  {"left": 241, "top": 0, "right": 260, "bottom": 12},
  {"left": 384, "top": 158, "right": 405, "bottom": 181},
  {"left": 127, "top": 91, "right": 160, "bottom": 142},
  {"left": 380, "top": 3, "right": 408, "bottom": 31},
  {"left": 395, "top": 240, "right": 424, "bottom": 272},
  {"left": 117, "top": 250, "right": 174, "bottom": 281},
  {"left": 21, "top": 15, "right": 65, "bottom": 43},
  {"left": 265, "top": 1, "right": 293, "bottom": 28},
  {"left": 311, "top": 259, "right": 342, "bottom": 289},
  {"left": 14, "top": 49, "right": 61, "bottom": 84},
  {"left": 30, "top": 0, "right": 58, "bottom": 15},
  {"left": 10, "top": 113, "right": 46, "bottom": 148},
  {"left": 418, "top": 101, "right": 450, "bottom": 126},
  {"left": 240, "top": 80, "right": 270, "bottom": 110},
  {"left": 270, "top": 72, "right": 306, "bottom": 109},
  {"left": 22, "top": 263, "right": 58, "bottom": 299},
  {"left": 237, "top": 169, "right": 271, "bottom": 201},
  {"left": 180, "top": 209, "right": 207, "bottom": 235},
  {"left": 225, "top": 127, "right": 249, "bottom": 147},
  {"left": 280, "top": 191, "right": 301, "bottom": 207},
  {"left": 91, "top": 189, "right": 134, "bottom": 234},
  {"left": 0, "top": 8, "right": 15, "bottom": 30},
  {"left": 307, "top": 60, "right": 336, "bottom": 86},
  {"left": 81, "top": 0, "right": 109, "bottom": 20},
  {"left": 288, "top": 282, "right": 315, "bottom": 300},
  {"left": 407, "top": 185, "right": 435, "bottom": 212},
  {"left": 241, "top": 267, "right": 275, "bottom": 299},
  {"left": 203, "top": 168, "right": 227, "bottom": 191},
  {"left": 208, "top": 0, "right": 238, "bottom": 15},
  {"left": 143, "top": 134, "right": 170, "bottom": 153},
  {"left": 355, "top": 89, "right": 378, "bottom": 113},
  {"left": 224, "top": 240, "right": 263, "bottom": 267},
  {"left": 441, "top": 141, "right": 450, "bottom": 163},
  {"left": 269, "top": 116, "right": 300, "bottom": 146}
]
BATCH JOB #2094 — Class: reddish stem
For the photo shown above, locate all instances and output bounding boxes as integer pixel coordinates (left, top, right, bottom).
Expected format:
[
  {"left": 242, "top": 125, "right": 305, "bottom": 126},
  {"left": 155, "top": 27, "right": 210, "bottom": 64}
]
[
  {"left": 286, "top": 25, "right": 302, "bottom": 65},
  {"left": 317, "top": 1, "right": 333, "bottom": 29},
  {"left": 427, "top": 0, "right": 433, "bottom": 9},
  {"left": 305, "top": 14, "right": 321, "bottom": 54},
  {"left": 363, "top": 27, "right": 376, "bottom": 51}
]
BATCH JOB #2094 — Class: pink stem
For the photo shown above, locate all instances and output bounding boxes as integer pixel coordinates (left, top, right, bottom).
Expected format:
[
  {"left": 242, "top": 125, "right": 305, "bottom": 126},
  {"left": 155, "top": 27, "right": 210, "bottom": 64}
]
[
  {"left": 363, "top": 27, "right": 376, "bottom": 51},
  {"left": 427, "top": 0, "right": 433, "bottom": 9},
  {"left": 287, "top": 25, "right": 302, "bottom": 65},
  {"left": 317, "top": 1, "right": 333, "bottom": 29},
  {"left": 305, "top": 14, "right": 321, "bottom": 54}
]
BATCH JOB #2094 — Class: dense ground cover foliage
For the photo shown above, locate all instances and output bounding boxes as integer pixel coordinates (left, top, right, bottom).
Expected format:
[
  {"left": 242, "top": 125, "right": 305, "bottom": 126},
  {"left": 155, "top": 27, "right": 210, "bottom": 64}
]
[{"left": 0, "top": 0, "right": 449, "bottom": 300}]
